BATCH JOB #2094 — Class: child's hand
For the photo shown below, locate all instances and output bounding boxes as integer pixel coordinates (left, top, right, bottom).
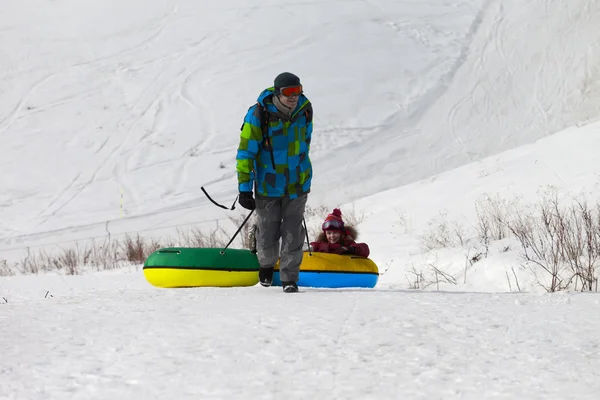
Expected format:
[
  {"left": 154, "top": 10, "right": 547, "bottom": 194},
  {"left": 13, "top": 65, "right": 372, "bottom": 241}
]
[{"left": 337, "top": 246, "right": 355, "bottom": 255}]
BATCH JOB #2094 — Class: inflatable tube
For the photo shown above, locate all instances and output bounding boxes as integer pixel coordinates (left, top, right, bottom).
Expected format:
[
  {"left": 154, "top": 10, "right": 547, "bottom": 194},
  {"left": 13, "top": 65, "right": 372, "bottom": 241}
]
[
  {"left": 143, "top": 248, "right": 259, "bottom": 288},
  {"left": 273, "top": 251, "right": 379, "bottom": 288}
]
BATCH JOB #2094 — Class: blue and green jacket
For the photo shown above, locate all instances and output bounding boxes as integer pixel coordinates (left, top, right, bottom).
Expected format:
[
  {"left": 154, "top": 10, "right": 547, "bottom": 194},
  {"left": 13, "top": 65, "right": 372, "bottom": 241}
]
[{"left": 236, "top": 88, "right": 313, "bottom": 198}]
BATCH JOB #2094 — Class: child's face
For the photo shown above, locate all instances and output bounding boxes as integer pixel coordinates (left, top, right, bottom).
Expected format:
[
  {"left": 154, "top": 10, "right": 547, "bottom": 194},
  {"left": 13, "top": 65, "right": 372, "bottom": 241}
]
[{"left": 325, "top": 230, "right": 342, "bottom": 244}]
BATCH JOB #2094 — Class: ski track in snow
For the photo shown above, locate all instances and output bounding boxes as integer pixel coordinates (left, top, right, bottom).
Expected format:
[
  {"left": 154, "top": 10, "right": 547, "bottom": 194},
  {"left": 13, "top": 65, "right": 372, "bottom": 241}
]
[
  {"left": 2, "top": 0, "right": 495, "bottom": 238},
  {"left": 36, "top": 2, "right": 178, "bottom": 223},
  {"left": 447, "top": 0, "right": 497, "bottom": 157},
  {"left": 345, "top": 0, "right": 493, "bottom": 172},
  {"left": 0, "top": 73, "right": 58, "bottom": 135},
  {"left": 124, "top": 9, "right": 249, "bottom": 201}
]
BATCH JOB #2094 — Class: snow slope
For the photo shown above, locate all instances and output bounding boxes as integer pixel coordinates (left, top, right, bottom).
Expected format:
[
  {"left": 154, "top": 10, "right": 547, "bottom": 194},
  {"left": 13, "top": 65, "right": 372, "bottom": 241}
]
[{"left": 2, "top": 0, "right": 600, "bottom": 252}]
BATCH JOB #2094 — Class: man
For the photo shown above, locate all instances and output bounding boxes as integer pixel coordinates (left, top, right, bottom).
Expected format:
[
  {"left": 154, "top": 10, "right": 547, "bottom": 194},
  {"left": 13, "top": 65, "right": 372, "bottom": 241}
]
[{"left": 236, "top": 72, "right": 313, "bottom": 293}]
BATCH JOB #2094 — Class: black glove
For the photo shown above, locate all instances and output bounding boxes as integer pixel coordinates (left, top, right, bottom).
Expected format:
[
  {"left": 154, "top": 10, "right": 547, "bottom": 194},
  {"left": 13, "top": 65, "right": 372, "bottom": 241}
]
[
  {"left": 238, "top": 191, "right": 255, "bottom": 210},
  {"left": 339, "top": 246, "right": 356, "bottom": 255}
]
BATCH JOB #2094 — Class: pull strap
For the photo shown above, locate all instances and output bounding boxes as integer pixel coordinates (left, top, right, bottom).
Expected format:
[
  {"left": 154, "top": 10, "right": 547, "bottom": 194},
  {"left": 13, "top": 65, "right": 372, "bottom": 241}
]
[{"left": 201, "top": 186, "right": 237, "bottom": 210}]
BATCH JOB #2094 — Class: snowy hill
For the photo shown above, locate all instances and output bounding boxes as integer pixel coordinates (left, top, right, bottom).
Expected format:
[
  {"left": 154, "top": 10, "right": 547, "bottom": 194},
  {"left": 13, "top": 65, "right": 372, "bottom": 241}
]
[
  {"left": 3, "top": 1, "right": 600, "bottom": 399},
  {"left": 2, "top": 0, "right": 600, "bottom": 252}
]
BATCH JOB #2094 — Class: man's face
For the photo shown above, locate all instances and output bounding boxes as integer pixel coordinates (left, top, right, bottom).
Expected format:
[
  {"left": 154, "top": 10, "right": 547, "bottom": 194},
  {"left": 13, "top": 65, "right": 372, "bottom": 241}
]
[
  {"left": 278, "top": 85, "right": 302, "bottom": 109},
  {"left": 279, "top": 92, "right": 299, "bottom": 109}
]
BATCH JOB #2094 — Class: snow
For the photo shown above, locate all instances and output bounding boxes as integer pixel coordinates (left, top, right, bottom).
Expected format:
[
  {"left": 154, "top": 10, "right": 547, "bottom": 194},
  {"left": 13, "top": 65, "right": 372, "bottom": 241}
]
[
  {"left": 3, "top": 271, "right": 600, "bottom": 399},
  {"left": 2, "top": 0, "right": 600, "bottom": 398}
]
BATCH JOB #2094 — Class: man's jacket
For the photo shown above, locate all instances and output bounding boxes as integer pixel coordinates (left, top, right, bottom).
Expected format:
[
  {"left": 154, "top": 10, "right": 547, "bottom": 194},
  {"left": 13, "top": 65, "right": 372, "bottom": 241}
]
[{"left": 236, "top": 87, "right": 313, "bottom": 198}]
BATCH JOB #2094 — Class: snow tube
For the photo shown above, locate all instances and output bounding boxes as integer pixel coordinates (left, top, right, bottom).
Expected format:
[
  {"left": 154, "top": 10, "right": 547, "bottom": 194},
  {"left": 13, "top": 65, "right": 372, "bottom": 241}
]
[
  {"left": 143, "top": 248, "right": 259, "bottom": 288},
  {"left": 272, "top": 251, "right": 379, "bottom": 288}
]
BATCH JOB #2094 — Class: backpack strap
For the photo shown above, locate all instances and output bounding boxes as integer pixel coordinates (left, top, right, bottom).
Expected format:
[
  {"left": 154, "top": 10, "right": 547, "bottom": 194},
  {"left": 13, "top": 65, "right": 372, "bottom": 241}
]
[
  {"left": 255, "top": 102, "right": 277, "bottom": 170},
  {"left": 289, "top": 102, "right": 313, "bottom": 124},
  {"left": 304, "top": 102, "right": 313, "bottom": 123}
]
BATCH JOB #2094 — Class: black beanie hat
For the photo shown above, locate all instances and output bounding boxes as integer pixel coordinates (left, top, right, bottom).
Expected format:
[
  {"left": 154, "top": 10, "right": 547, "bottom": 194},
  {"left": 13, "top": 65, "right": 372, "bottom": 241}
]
[{"left": 274, "top": 72, "right": 301, "bottom": 89}]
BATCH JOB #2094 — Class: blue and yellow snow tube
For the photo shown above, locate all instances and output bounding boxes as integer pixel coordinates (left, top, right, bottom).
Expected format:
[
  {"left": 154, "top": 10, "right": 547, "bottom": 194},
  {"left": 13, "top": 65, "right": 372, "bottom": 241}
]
[
  {"left": 143, "top": 248, "right": 259, "bottom": 288},
  {"left": 273, "top": 251, "right": 379, "bottom": 288}
]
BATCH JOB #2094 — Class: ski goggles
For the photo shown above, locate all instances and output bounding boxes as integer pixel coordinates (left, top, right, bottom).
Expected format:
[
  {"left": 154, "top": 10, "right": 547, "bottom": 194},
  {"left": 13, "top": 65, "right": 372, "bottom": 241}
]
[
  {"left": 322, "top": 220, "right": 344, "bottom": 231},
  {"left": 278, "top": 85, "right": 303, "bottom": 97}
]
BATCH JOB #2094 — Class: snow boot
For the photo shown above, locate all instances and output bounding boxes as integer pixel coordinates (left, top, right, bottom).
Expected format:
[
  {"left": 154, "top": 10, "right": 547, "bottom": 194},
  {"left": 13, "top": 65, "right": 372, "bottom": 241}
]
[
  {"left": 282, "top": 281, "right": 298, "bottom": 293},
  {"left": 259, "top": 267, "right": 274, "bottom": 287}
]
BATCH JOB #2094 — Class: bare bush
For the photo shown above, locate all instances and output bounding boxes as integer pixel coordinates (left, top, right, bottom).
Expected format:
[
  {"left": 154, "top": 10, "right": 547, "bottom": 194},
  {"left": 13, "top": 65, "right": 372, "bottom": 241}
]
[
  {"left": 5, "top": 220, "right": 239, "bottom": 276},
  {"left": 505, "top": 266, "right": 522, "bottom": 292},
  {"left": 18, "top": 247, "right": 44, "bottom": 274},
  {"left": 53, "top": 247, "right": 81, "bottom": 275},
  {"left": 340, "top": 205, "right": 365, "bottom": 228},
  {"left": 406, "top": 255, "right": 458, "bottom": 291},
  {"left": 431, "top": 266, "right": 457, "bottom": 290},
  {"left": 393, "top": 208, "right": 414, "bottom": 234},
  {"left": 475, "top": 194, "right": 514, "bottom": 240},
  {"left": 556, "top": 199, "right": 599, "bottom": 291},
  {"left": 123, "top": 235, "right": 145, "bottom": 264},
  {"left": 14, "top": 246, "right": 81, "bottom": 275},
  {"left": 474, "top": 194, "right": 520, "bottom": 257},
  {"left": 0, "top": 260, "right": 13, "bottom": 277},
  {"left": 123, "top": 234, "right": 161, "bottom": 264},
  {"left": 418, "top": 211, "right": 467, "bottom": 252},
  {"left": 464, "top": 247, "right": 484, "bottom": 284},
  {"left": 475, "top": 203, "right": 492, "bottom": 257},
  {"left": 171, "top": 224, "right": 230, "bottom": 249},
  {"left": 502, "top": 197, "right": 568, "bottom": 292},
  {"left": 89, "top": 236, "right": 121, "bottom": 270},
  {"left": 305, "top": 204, "right": 330, "bottom": 220},
  {"left": 303, "top": 204, "right": 331, "bottom": 240},
  {"left": 406, "top": 264, "right": 426, "bottom": 290},
  {"left": 499, "top": 193, "right": 600, "bottom": 292},
  {"left": 189, "top": 226, "right": 228, "bottom": 248},
  {"left": 415, "top": 190, "right": 600, "bottom": 293}
]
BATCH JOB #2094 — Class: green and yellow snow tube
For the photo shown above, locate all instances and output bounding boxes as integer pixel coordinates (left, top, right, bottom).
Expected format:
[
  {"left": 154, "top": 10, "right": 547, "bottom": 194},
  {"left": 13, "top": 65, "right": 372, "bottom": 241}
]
[{"left": 143, "top": 248, "right": 259, "bottom": 288}]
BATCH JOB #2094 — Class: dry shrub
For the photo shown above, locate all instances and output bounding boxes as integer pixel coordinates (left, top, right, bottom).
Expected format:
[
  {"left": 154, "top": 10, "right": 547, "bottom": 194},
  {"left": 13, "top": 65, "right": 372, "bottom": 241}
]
[
  {"left": 502, "top": 193, "right": 600, "bottom": 292},
  {"left": 418, "top": 210, "right": 467, "bottom": 252}
]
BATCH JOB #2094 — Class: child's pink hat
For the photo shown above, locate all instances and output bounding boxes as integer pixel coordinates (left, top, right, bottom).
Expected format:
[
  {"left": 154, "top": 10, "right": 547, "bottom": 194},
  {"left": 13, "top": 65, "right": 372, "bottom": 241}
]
[{"left": 322, "top": 208, "right": 345, "bottom": 232}]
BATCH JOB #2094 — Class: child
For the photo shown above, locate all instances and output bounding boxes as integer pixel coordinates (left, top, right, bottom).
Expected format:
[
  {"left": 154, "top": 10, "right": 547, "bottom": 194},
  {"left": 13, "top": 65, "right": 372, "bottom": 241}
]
[{"left": 310, "top": 208, "right": 370, "bottom": 257}]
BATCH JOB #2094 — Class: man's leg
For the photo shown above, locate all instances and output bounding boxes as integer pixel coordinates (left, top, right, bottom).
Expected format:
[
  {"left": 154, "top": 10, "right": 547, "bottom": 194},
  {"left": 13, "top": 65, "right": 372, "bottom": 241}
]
[
  {"left": 255, "top": 196, "right": 282, "bottom": 286},
  {"left": 279, "top": 194, "right": 308, "bottom": 286}
]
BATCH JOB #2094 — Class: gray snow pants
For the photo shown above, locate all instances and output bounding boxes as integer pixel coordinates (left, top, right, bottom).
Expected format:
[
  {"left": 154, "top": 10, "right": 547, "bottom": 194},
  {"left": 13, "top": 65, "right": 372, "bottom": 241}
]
[{"left": 255, "top": 194, "right": 308, "bottom": 283}]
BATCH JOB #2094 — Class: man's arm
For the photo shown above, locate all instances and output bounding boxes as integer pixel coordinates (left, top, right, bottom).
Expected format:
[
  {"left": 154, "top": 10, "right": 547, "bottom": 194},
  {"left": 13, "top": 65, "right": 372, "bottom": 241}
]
[{"left": 236, "top": 106, "right": 263, "bottom": 192}]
